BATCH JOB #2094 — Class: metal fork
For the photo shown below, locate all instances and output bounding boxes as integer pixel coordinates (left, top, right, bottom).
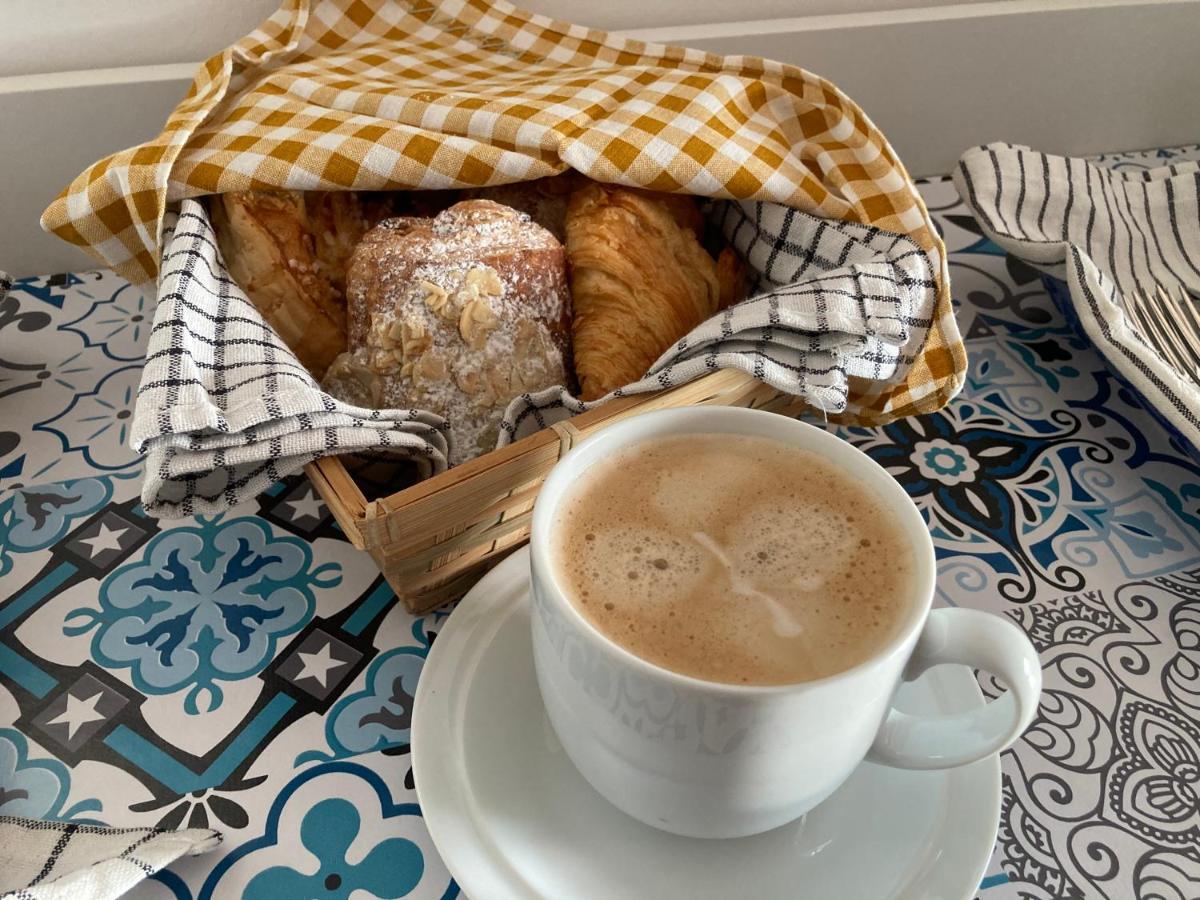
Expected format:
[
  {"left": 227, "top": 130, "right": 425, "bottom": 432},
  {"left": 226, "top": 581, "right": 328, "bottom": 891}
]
[{"left": 1123, "top": 284, "right": 1200, "bottom": 382}]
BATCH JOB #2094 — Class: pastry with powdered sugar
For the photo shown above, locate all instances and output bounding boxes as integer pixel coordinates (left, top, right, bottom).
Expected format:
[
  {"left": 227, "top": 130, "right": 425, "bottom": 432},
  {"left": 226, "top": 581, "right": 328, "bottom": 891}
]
[{"left": 324, "top": 199, "right": 571, "bottom": 463}]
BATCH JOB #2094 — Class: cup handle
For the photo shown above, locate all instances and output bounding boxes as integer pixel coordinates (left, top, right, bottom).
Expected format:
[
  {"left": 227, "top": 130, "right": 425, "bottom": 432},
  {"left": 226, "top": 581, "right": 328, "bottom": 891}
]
[{"left": 867, "top": 608, "right": 1042, "bottom": 770}]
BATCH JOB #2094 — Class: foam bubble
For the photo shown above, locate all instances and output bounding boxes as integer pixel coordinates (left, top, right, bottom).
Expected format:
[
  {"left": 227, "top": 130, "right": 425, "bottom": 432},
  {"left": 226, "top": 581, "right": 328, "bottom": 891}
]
[{"left": 553, "top": 433, "right": 915, "bottom": 685}]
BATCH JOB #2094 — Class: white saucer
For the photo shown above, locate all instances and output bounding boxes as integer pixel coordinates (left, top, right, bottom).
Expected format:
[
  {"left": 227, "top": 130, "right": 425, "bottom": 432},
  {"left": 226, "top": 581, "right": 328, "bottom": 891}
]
[{"left": 412, "top": 547, "right": 1001, "bottom": 900}]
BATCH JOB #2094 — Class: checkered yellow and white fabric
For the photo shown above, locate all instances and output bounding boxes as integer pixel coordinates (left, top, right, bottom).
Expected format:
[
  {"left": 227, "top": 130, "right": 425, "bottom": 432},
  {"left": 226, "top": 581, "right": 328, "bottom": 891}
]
[{"left": 41, "top": 0, "right": 963, "bottom": 422}]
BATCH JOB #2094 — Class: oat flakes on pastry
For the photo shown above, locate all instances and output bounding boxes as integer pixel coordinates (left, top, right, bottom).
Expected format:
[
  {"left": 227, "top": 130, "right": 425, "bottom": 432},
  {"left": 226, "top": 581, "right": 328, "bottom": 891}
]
[{"left": 326, "top": 199, "right": 571, "bottom": 464}]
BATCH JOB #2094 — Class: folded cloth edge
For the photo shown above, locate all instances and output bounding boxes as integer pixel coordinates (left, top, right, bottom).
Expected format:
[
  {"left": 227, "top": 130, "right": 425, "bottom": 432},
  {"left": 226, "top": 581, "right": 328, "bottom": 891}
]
[
  {"left": 134, "top": 190, "right": 944, "bottom": 516},
  {"left": 0, "top": 816, "right": 220, "bottom": 900},
  {"left": 953, "top": 141, "right": 1200, "bottom": 451}
]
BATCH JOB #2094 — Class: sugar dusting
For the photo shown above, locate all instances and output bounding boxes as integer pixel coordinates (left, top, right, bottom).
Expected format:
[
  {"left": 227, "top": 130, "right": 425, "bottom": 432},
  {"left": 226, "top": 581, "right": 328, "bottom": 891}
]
[
  {"left": 554, "top": 434, "right": 916, "bottom": 685},
  {"left": 328, "top": 200, "right": 571, "bottom": 462}
]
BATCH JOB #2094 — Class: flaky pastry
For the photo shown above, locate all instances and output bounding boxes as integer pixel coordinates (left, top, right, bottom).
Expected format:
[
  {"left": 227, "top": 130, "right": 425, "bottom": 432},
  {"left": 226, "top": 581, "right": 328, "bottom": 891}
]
[{"left": 565, "top": 183, "right": 721, "bottom": 400}]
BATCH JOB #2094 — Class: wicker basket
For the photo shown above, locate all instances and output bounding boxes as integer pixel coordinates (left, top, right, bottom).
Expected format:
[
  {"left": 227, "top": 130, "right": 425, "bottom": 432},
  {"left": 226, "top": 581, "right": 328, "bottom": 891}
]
[{"left": 306, "top": 368, "right": 807, "bottom": 612}]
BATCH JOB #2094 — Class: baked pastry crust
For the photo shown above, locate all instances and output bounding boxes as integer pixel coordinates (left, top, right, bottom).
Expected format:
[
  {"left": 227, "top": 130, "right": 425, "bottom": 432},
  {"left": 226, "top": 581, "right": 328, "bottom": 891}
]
[
  {"left": 716, "top": 246, "right": 749, "bottom": 310},
  {"left": 462, "top": 173, "right": 581, "bottom": 243},
  {"left": 565, "top": 183, "right": 720, "bottom": 400},
  {"left": 328, "top": 199, "right": 571, "bottom": 462},
  {"left": 210, "top": 190, "right": 382, "bottom": 377}
]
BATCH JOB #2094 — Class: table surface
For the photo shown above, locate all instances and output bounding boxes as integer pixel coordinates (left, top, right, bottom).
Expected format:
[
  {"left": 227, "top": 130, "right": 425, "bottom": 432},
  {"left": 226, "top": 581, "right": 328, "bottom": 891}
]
[{"left": 3, "top": 145, "right": 1200, "bottom": 900}]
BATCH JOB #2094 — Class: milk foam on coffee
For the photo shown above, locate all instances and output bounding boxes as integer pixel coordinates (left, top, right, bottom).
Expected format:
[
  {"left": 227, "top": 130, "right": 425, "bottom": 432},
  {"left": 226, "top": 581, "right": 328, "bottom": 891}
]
[{"left": 553, "top": 433, "right": 915, "bottom": 685}]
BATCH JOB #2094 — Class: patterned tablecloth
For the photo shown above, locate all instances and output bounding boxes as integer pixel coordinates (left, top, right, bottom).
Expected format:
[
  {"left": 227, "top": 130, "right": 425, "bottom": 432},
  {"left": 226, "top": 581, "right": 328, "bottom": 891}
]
[{"left": 3, "top": 146, "right": 1200, "bottom": 900}]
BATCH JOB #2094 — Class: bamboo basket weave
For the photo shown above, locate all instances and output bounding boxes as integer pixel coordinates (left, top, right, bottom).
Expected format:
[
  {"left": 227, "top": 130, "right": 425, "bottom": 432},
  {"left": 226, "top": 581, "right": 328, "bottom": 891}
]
[{"left": 306, "top": 369, "right": 806, "bottom": 613}]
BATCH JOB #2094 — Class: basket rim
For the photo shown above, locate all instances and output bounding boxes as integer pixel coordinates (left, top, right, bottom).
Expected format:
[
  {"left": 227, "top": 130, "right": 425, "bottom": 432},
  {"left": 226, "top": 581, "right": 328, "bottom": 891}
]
[{"left": 304, "top": 367, "right": 795, "bottom": 550}]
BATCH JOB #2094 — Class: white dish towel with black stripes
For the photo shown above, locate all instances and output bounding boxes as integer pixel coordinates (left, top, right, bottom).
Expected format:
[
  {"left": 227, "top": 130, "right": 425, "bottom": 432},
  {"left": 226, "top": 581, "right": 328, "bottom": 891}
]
[
  {"left": 0, "top": 817, "right": 218, "bottom": 900},
  {"left": 955, "top": 143, "right": 1200, "bottom": 449},
  {"left": 133, "top": 197, "right": 936, "bottom": 517}
]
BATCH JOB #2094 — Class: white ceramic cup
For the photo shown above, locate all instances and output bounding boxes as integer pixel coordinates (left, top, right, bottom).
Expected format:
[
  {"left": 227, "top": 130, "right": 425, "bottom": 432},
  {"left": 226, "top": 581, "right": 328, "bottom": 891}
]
[{"left": 529, "top": 406, "right": 1042, "bottom": 840}]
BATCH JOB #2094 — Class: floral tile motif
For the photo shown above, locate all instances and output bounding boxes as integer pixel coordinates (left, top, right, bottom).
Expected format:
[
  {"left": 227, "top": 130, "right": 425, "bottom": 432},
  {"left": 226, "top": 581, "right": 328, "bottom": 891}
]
[
  {"left": 296, "top": 620, "right": 435, "bottom": 765},
  {"left": 35, "top": 364, "right": 143, "bottom": 471},
  {"left": 1105, "top": 696, "right": 1200, "bottom": 850},
  {"left": 66, "top": 516, "right": 340, "bottom": 715},
  {"left": 0, "top": 728, "right": 100, "bottom": 821},
  {"left": 841, "top": 382, "right": 1119, "bottom": 606},
  {"left": 59, "top": 278, "right": 153, "bottom": 363},
  {"left": 1, "top": 271, "right": 148, "bottom": 489},
  {"left": 198, "top": 760, "right": 454, "bottom": 900},
  {"left": 4, "top": 145, "right": 1200, "bottom": 899},
  {"left": 1, "top": 477, "right": 114, "bottom": 575},
  {"left": 990, "top": 569, "right": 1200, "bottom": 898},
  {"left": 130, "top": 771, "right": 268, "bottom": 833}
]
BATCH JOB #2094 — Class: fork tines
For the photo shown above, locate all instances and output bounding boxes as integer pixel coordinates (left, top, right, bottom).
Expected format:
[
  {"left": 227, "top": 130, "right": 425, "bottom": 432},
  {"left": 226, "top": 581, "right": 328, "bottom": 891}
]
[{"left": 1124, "top": 285, "right": 1200, "bottom": 382}]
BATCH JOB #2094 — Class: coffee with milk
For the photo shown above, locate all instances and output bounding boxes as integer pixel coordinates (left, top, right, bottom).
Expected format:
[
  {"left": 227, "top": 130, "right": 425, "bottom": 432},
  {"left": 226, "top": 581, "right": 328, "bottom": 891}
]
[{"left": 553, "top": 433, "right": 916, "bottom": 685}]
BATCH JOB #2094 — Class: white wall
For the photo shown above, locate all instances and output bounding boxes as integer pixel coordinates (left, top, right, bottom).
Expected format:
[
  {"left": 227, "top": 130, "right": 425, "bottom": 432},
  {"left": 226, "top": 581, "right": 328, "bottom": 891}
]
[
  {"left": 3, "top": 0, "right": 1199, "bottom": 276},
  {"left": 0, "top": 0, "right": 1001, "bottom": 75},
  {"left": 0, "top": 1, "right": 278, "bottom": 77}
]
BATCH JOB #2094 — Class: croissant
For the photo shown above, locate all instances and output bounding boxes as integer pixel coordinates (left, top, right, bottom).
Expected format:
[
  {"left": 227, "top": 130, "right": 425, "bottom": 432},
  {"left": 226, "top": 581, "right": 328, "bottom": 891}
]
[
  {"left": 566, "top": 184, "right": 720, "bottom": 400},
  {"left": 211, "top": 191, "right": 386, "bottom": 378}
]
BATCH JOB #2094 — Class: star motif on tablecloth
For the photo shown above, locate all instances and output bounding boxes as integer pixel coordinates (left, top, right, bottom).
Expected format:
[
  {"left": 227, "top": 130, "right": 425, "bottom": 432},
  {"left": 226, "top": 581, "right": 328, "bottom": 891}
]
[
  {"left": 272, "top": 628, "right": 364, "bottom": 703},
  {"left": 295, "top": 643, "right": 346, "bottom": 688},
  {"left": 79, "top": 521, "right": 127, "bottom": 557},
  {"left": 64, "top": 510, "right": 147, "bottom": 570},
  {"left": 30, "top": 673, "right": 129, "bottom": 758},
  {"left": 45, "top": 691, "right": 105, "bottom": 740},
  {"left": 282, "top": 488, "right": 325, "bottom": 523}
]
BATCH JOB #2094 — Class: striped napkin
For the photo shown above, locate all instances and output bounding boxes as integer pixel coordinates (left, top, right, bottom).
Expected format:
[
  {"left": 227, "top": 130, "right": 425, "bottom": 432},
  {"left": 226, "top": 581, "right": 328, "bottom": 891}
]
[
  {"left": 134, "top": 190, "right": 935, "bottom": 514},
  {"left": 41, "top": 0, "right": 965, "bottom": 516},
  {"left": 134, "top": 205, "right": 449, "bottom": 517},
  {"left": 955, "top": 143, "right": 1200, "bottom": 451},
  {"left": 0, "top": 816, "right": 218, "bottom": 900},
  {"left": 501, "top": 198, "right": 937, "bottom": 441}
]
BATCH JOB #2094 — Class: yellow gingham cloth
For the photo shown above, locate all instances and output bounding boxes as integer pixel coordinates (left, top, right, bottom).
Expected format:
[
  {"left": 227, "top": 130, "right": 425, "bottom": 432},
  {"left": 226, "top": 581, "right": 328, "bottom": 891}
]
[{"left": 41, "top": 0, "right": 964, "bottom": 422}]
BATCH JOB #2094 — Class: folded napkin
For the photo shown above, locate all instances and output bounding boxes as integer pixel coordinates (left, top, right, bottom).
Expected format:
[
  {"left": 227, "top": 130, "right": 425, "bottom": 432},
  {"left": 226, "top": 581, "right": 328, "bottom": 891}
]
[
  {"left": 133, "top": 206, "right": 449, "bottom": 516},
  {"left": 134, "top": 192, "right": 935, "bottom": 514},
  {"left": 43, "top": 0, "right": 964, "bottom": 516},
  {"left": 955, "top": 143, "right": 1200, "bottom": 450},
  {"left": 501, "top": 198, "right": 936, "bottom": 440},
  {"left": 0, "top": 816, "right": 218, "bottom": 900}
]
